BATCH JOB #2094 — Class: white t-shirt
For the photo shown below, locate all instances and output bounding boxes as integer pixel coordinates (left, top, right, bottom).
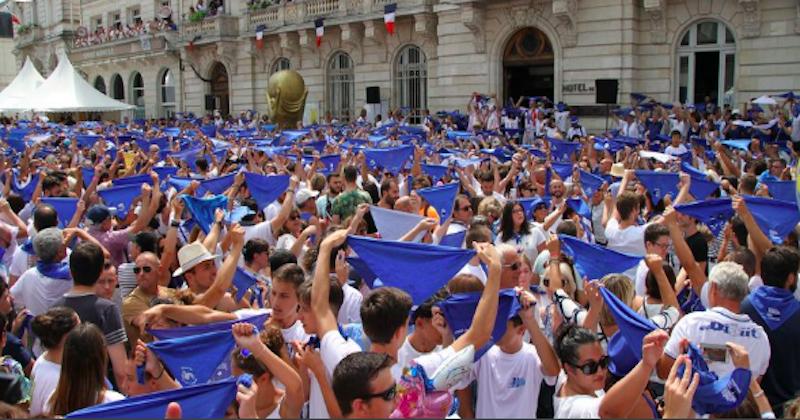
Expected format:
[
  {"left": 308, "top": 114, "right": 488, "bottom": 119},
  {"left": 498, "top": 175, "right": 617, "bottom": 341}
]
[
  {"left": 281, "top": 319, "right": 310, "bottom": 346},
  {"left": 748, "top": 275, "right": 763, "bottom": 292},
  {"left": 411, "top": 346, "right": 471, "bottom": 391},
  {"left": 395, "top": 336, "right": 441, "bottom": 381},
  {"left": 309, "top": 330, "right": 361, "bottom": 418},
  {"left": 338, "top": 284, "right": 362, "bottom": 325},
  {"left": 634, "top": 260, "right": 649, "bottom": 297},
  {"left": 604, "top": 218, "right": 648, "bottom": 256},
  {"left": 664, "top": 307, "right": 770, "bottom": 378},
  {"left": 30, "top": 357, "right": 61, "bottom": 417},
  {"left": 457, "top": 262, "right": 488, "bottom": 284},
  {"left": 471, "top": 343, "right": 556, "bottom": 418},
  {"left": 11, "top": 267, "right": 74, "bottom": 316},
  {"left": 43, "top": 389, "right": 125, "bottom": 415},
  {"left": 665, "top": 144, "right": 689, "bottom": 157},
  {"left": 553, "top": 373, "right": 604, "bottom": 418},
  {"left": 275, "top": 233, "right": 307, "bottom": 260},
  {"left": 494, "top": 224, "right": 546, "bottom": 265},
  {"left": 242, "top": 220, "right": 276, "bottom": 246}
]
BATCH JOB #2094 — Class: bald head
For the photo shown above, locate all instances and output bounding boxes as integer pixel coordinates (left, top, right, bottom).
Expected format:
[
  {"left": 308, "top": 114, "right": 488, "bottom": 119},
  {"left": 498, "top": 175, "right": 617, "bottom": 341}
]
[{"left": 394, "top": 196, "right": 414, "bottom": 214}]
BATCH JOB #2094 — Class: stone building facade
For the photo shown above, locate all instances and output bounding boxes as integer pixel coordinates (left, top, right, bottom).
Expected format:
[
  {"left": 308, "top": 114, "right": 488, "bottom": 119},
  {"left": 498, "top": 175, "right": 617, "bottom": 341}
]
[{"left": 10, "top": 0, "right": 800, "bottom": 128}]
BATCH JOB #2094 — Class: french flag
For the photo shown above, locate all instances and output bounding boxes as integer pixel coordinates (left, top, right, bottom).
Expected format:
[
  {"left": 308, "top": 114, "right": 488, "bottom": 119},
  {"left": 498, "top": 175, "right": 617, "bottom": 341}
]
[
  {"left": 255, "top": 24, "right": 265, "bottom": 49},
  {"left": 314, "top": 18, "right": 324, "bottom": 47},
  {"left": 384, "top": 3, "right": 396, "bottom": 35}
]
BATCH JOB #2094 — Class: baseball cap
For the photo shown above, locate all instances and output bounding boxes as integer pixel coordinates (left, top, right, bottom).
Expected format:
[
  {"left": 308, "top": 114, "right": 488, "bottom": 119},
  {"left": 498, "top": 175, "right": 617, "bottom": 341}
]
[
  {"left": 294, "top": 188, "right": 319, "bottom": 206},
  {"left": 86, "top": 205, "right": 115, "bottom": 224}
]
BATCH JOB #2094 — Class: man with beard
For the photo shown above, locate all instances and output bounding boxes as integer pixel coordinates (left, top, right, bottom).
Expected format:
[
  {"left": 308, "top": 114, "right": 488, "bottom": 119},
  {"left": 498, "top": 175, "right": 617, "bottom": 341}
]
[
  {"left": 317, "top": 173, "right": 343, "bottom": 220},
  {"left": 377, "top": 179, "right": 399, "bottom": 209}
]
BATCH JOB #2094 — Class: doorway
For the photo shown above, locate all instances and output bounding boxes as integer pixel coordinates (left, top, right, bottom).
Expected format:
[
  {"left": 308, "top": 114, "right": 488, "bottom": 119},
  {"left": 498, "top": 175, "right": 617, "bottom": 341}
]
[{"left": 503, "top": 27, "right": 554, "bottom": 104}]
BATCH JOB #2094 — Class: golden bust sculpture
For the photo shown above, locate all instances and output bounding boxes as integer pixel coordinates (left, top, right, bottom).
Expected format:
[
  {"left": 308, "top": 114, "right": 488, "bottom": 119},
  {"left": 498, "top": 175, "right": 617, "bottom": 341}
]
[{"left": 267, "top": 70, "right": 308, "bottom": 128}]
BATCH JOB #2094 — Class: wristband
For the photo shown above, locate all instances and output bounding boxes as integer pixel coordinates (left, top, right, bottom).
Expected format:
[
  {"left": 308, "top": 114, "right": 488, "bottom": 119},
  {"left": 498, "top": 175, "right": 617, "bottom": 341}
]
[
  {"left": 170, "top": 220, "right": 181, "bottom": 228},
  {"left": 753, "top": 390, "right": 765, "bottom": 399}
]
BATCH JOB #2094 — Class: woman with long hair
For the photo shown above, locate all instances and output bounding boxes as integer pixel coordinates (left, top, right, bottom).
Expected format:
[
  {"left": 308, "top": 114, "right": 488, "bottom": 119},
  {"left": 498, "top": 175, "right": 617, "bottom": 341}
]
[
  {"left": 275, "top": 208, "right": 318, "bottom": 259},
  {"left": 46, "top": 323, "right": 124, "bottom": 416},
  {"left": 495, "top": 201, "right": 546, "bottom": 264}
]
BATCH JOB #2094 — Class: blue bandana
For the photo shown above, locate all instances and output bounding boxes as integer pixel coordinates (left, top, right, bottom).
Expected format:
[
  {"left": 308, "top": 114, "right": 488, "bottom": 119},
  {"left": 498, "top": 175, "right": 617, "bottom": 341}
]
[
  {"left": 747, "top": 286, "right": 800, "bottom": 331},
  {"left": 36, "top": 261, "right": 72, "bottom": 281}
]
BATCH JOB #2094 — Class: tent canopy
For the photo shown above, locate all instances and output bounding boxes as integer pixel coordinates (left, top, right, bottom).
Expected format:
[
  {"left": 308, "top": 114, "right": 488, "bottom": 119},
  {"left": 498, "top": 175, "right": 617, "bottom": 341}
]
[
  {"left": 17, "top": 52, "right": 134, "bottom": 113},
  {"left": 0, "top": 57, "right": 45, "bottom": 112}
]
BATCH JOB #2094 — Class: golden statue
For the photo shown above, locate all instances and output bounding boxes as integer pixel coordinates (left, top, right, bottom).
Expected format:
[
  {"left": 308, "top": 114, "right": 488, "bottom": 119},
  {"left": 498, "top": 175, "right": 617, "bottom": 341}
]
[{"left": 267, "top": 70, "right": 308, "bottom": 128}]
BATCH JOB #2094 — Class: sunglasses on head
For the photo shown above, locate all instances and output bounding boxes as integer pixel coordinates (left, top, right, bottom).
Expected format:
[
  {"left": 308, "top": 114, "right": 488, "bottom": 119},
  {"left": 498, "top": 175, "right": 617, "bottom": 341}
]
[
  {"left": 133, "top": 266, "right": 153, "bottom": 274},
  {"left": 503, "top": 262, "right": 520, "bottom": 271},
  {"left": 569, "top": 355, "right": 609, "bottom": 375},
  {"left": 360, "top": 383, "right": 397, "bottom": 402}
]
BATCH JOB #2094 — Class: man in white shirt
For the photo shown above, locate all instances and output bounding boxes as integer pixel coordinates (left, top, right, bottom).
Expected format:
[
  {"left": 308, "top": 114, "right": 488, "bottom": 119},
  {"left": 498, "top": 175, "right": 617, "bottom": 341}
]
[
  {"left": 657, "top": 262, "right": 770, "bottom": 380},
  {"left": 299, "top": 231, "right": 362, "bottom": 418},
  {"left": 634, "top": 224, "right": 671, "bottom": 297},
  {"left": 604, "top": 191, "right": 650, "bottom": 256},
  {"left": 238, "top": 176, "right": 298, "bottom": 247},
  {"left": 10, "top": 228, "right": 72, "bottom": 317},
  {"left": 664, "top": 130, "right": 689, "bottom": 157}
]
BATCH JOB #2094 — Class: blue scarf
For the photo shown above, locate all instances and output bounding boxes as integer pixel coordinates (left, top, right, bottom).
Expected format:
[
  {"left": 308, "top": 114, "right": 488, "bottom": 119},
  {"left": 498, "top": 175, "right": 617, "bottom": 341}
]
[
  {"left": 748, "top": 286, "right": 800, "bottom": 331},
  {"left": 20, "top": 239, "right": 34, "bottom": 256},
  {"left": 36, "top": 261, "right": 72, "bottom": 281},
  {"left": 678, "top": 287, "right": 705, "bottom": 314}
]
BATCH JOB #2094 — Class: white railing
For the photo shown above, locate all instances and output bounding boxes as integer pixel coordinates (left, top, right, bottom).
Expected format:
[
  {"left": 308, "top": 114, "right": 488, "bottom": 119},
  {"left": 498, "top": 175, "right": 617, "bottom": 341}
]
[{"left": 306, "top": 0, "right": 340, "bottom": 17}]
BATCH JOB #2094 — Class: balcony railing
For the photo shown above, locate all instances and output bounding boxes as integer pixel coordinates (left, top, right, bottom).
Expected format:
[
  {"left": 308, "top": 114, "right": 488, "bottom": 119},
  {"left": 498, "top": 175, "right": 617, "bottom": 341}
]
[
  {"left": 245, "top": 0, "right": 429, "bottom": 32},
  {"left": 182, "top": 14, "right": 239, "bottom": 41},
  {"left": 13, "top": 27, "right": 43, "bottom": 49},
  {"left": 69, "top": 34, "right": 172, "bottom": 62}
]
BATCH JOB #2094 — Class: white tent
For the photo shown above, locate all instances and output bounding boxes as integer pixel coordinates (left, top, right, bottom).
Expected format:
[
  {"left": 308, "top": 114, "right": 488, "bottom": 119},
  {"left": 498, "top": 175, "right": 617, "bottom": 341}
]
[
  {"left": 0, "top": 57, "right": 45, "bottom": 112},
  {"left": 23, "top": 52, "right": 134, "bottom": 112}
]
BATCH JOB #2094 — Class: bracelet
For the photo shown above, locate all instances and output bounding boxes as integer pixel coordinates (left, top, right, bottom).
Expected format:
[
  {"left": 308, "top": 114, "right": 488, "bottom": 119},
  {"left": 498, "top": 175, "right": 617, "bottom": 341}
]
[
  {"left": 753, "top": 390, "right": 765, "bottom": 399},
  {"left": 170, "top": 220, "right": 181, "bottom": 228},
  {"left": 153, "top": 366, "right": 165, "bottom": 380}
]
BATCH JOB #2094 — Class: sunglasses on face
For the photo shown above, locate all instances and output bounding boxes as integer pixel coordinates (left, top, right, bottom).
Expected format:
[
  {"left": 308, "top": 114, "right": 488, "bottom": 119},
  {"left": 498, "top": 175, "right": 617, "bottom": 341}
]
[
  {"left": 133, "top": 266, "right": 154, "bottom": 274},
  {"left": 569, "top": 355, "right": 609, "bottom": 375},
  {"left": 360, "top": 383, "right": 397, "bottom": 402}
]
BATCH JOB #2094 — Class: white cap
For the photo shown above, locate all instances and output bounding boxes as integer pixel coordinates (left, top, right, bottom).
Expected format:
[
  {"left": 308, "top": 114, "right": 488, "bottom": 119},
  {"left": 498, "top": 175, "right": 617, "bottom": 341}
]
[{"left": 294, "top": 188, "right": 319, "bottom": 206}]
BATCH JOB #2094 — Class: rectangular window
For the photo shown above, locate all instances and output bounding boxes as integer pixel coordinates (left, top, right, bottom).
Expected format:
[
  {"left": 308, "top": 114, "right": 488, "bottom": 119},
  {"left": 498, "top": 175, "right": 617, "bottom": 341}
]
[
  {"left": 697, "top": 22, "right": 718, "bottom": 45},
  {"left": 724, "top": 54, "right": 735, "bottom": 92},
  {"left": 678, "top": 55, "right": 690, "bottom": 104},
  {"left": 92, "top": 16, "right": 103, "bottom": 30},
  {"left": 129, "top": 7, "right": 141, "bottom": 25}
]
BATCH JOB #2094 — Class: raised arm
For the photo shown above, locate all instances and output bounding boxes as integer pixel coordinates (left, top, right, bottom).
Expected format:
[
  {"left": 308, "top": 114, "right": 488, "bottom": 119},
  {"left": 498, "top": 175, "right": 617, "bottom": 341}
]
[
  {"left": 195, "top": 223, "right": 245, "bottom": 309},
  {"left": 312, "top": 229, "right": 349, "bottom": 338},
  {"left": 645, "top": 254, "right": 679, "bottom": 311},
  {"left": 663, "top": 207, "right": 706, "bottom": 294},
  {"left": 269, "top": 176, "right": 299, "bottom": 235},
  {"left": 731, "top": 195, "right": 772, "bottom": 258},
  {"left": 450, "top": 242, "right": 501, "bottom": 352},
  {"left": 130, "top": 172, "right": 162, "bottom": 234}
]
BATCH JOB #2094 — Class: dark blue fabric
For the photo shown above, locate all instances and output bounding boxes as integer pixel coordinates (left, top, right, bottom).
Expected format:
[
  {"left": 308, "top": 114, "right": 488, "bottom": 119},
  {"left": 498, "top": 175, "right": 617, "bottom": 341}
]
[
  {"left": 148, "top": 330, "right": 235, "bottom": 386},
  {"left": 112, "top": 174, "right": 152, "bottom": 187},
  {"left": 558, "top": 235, "right": 642, "bottom": 281},
  {"left": 243, "top": 172, "right": 291, "bottom": 210},
  {"left": 417, "top": 183, "right": 459, "bottom": 225},
  {"left": 39, "top": 197, "right": 78, "bottom": 227},
  {"left": 743, "top": 195, "right": 800, "bottom": 244},
  {"left": 635, "top": 170, "right": 679, "bottom": 203},
  {"left": 181, "top": 194, "right": 228, "bottom": 234},
  {"left": 548, "top": 138, "right": 581, "bottom": 161},
  {"left": 36, "top": 261, "right": 72, "bottom": 280},
  {"left": 97, "top": 184, "right": 142, "bottom": 218},
  {"left": 689, "top": 175, "right": 720, "bottom": 200},
  {"left": 422, "top": 164, "right": 449, "bottom": 181},
  {"left": 549, "top": 162, "right": 573, "bottom": 180},
  {"left": 346, "top": 256, "right": 379, "bottom": 286},
  {"left": 199, "top": 173, "right": 237, "bottom": 195},
  {"left": 578, "top": 170, "right": 605, "bottom": 197},
  {"left": 600, "top": 287, "right": 657, "bottom": 376},
  {"left": 66, "top": 376, "right": 240, "bottom": 418},
  {"left": 747, "top": 286, "right": 800, "bottom": 331},
  {"left": 364, "top": 145, "right": 414, "bottom": 173},
  {"left": 763, "top": 180, "right": 796, "bottom": 203},
  {"left": 677, "top": 343, "right": 752, "bottom": 415},
  {"left": 232, "top": 267, "right": 259, "bottom": 302},
  {"left": 75, "top": 134, "right": 103, "bottom": 148},
  {"left": 674, "top": 198, "right": 734, "bottom": 236},
  {"left": 439, "top": 230, "right": 467, "bottom": 249},
  {"left": 678, "top": 287, "right": 706, "bottom": 314},
  {"left": 11, "top": 172, "right": 39, "bottom": 202},
  {"left": 148, "top": 312, "right": 268, "bottom": 341},
  {"left": 518, "top": 197, "right": 549, "bottom": 218},
  {"left": 566, "top": 198, "right": 592, "bottom": 220},
  {"left": 438, "top": 289, "right": 516, "bottom": 360},
  {"left": 347, "top": 235, "right": 475, "bottom": 304},
  {"left": 152, "top": 166, "right": 180, "bottom": 180}
]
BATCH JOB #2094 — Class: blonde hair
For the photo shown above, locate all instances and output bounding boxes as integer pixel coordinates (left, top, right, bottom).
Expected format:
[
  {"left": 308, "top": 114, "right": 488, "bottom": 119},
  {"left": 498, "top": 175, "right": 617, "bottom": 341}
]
[
  {"left": 599, "top": 274, "right": 635, "bottom": 326},
  {"left": 477, "top": 197, "right": 502, "bottom": 221}
]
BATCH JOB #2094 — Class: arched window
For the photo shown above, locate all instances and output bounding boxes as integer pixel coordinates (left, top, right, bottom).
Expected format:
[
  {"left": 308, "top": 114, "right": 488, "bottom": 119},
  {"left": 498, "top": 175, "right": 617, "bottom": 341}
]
[
  {"left": 676, "top": 20, "right": 736, "bottom": 107},
  {"left": 130, "top": 72, "right": 145, "bottom": 119},
  {"left": 326, "top": 52, "right": 354, "bottom": 122},
  {"left": 93, "top": 76, "right": 106, "bottom": 94},
  {"left": 394, "top": 45, "right": 427, "bottom": 124},
  {"left": 271, "top": 57, "right": 291, "bottom": 74},
  {"left": 111, "top": 74, "right": 124, "bottom": 100},
  {"left": 160, "top": 69, "right": 176, "bottom": 118}
]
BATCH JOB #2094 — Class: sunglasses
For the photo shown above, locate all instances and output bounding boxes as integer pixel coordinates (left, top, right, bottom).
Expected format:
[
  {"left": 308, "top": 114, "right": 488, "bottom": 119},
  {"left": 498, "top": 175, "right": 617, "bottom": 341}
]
[
  {"left": 456, "top": 206, "right": 472, "bottom": 212},
  {"left": 133, "top": 266, "right": 154, "bottom": 274},
  {"left": 503, "top": 262, "right": 520, "bottom": 271},
  {"left": 360, "top": 383, "right": 397, "bottom": 402},
  {"left": 569, "top": 355, "right": 609, "bottom": 375}
]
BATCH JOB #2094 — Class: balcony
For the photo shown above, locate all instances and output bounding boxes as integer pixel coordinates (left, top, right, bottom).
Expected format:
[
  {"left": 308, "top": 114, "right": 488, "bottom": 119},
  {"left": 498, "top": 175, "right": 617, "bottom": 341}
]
[
  {"left": 246, "top": 0, "right": 430, "bottom": 32},
  {"left": 13, "top": 26, "right": 43, "bottom": 49},
  {"left": 69, "top": 33, "right": 174, "bottom": 63},
  {"left": 181, "top": 14, "right": 239, "bottom": 43}
]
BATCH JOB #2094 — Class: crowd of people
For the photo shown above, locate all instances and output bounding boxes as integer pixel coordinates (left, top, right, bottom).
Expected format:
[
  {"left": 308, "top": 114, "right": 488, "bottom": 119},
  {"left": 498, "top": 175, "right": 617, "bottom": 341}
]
[
  {"left": 0, "top": 90, "right": 798, "bottom": 419},
  {"left": 73, "top": 18, "right": 177, "bottom": 49}
]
